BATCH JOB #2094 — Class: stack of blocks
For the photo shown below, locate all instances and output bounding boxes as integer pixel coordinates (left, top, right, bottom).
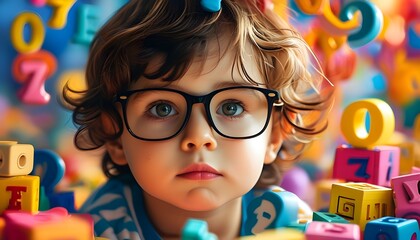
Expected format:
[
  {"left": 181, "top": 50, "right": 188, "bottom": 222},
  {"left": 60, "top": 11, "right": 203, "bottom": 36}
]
[
  {"left": 327, "top": 99, "right": 420, "bottom": 238},
  {"left": 0, "top": 141, "right": 39, "bottom": 214},
  {"left": 0, "top": 141, "right": 94, "bottom": 240}
]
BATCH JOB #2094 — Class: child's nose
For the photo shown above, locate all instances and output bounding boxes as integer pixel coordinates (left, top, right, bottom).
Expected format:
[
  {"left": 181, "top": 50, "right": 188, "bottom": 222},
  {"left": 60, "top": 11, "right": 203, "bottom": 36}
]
[{"left": 180, "top": 104, "right": 217, "bottom": 151}]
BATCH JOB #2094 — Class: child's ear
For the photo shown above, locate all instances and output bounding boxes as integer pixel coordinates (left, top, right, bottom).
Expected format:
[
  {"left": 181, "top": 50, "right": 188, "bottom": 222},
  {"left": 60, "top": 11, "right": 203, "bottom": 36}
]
[
  {"left": 105, "top": 139, "right": 127, "bottom": 165},
  {"left": 101, "top": 113, "right": 127, "bottom": 165},
  {"left": 264, "top": 111, "right": 283, "bottom": 164}
]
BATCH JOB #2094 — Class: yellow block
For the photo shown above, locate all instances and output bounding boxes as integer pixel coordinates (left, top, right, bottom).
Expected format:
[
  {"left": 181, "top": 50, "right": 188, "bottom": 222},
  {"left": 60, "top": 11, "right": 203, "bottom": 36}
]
[
  {"left": 238, "top": 228, "right": 305, "bottom": 240},
  {"left": 0, "top": 175, "right": 39, "bottom": 214},
  {"left": 329, "top": 182, "right": 394, "bottom": 231}
]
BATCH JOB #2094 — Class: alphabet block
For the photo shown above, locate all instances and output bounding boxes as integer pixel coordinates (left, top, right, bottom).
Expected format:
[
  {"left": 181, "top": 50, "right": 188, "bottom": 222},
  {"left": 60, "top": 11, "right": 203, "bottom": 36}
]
[
  {"left": 329, "top": 182, "right": 394, "bottom": 231},
  {"left": 2, "top": 207, "right": 93, "bottom": 240},
  {"left": 364, "top": 216, "right": 420, "bottom": 240},
  {"left": 332, "top": 144, "right": 400, "bottom": 187},
  {"left": 0, "top": 175, "right": 39, "bottom": 214},
  {"left": 391, "top": 173, "right": 420, "bottom": 224},
  {"left": 305, "top": 221, "right": 361, "bottom": 240},
  {"left": 0, "top": 141, "right": 34, "bottom": 177}
]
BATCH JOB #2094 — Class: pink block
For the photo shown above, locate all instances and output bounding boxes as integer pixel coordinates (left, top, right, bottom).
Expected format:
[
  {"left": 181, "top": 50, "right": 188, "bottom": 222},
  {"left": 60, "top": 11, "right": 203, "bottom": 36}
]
[
  {"left": 391, "top": 173, "right": 420, "bottom": 224},
  {"left": 306, "top": 221, "right": 360, "bottom": 240},
  {"left": 333, "top": 145, "right": 400, "bottom": 187}
]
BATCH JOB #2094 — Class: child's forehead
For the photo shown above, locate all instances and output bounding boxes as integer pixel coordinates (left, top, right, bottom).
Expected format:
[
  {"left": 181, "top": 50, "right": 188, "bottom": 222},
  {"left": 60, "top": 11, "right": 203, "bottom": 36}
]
[{"left": 131, "top": 40, "right": 263, "bottom": 92}]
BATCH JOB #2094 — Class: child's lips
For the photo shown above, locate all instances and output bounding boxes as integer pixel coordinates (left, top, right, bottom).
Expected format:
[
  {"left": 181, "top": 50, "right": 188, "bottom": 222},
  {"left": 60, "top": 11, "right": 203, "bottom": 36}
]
[{"left": 177, "top": 163, "right": 222, "bottom": 180}]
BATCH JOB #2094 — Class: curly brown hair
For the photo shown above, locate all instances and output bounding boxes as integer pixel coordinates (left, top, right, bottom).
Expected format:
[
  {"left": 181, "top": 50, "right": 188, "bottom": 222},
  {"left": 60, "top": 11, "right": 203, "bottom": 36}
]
[{"left": 63, "top": 0, "right": 333, "bottom": 187}]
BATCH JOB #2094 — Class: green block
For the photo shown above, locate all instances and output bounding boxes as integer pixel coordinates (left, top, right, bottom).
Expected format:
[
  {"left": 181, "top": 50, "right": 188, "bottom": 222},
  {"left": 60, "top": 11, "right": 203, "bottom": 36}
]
[{"left": 312, "top": 212, "right": 349, "bottom": 223}]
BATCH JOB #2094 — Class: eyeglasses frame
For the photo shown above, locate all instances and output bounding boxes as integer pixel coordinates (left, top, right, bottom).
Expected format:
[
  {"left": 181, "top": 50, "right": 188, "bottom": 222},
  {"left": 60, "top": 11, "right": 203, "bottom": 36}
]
[{"left": 114, "top": 86, "right": 283, "bottom": 141}]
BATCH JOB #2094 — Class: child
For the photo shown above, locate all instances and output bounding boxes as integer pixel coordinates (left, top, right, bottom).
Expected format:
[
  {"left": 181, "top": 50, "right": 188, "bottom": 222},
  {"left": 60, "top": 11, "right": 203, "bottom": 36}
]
[{"left": 63, "top": 0, "right": 332, "bottom": 239}]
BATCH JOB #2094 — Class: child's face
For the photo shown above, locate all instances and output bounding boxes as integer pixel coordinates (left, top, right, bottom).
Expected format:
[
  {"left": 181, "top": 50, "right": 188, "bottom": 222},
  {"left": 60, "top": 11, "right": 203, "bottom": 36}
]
[{"left": 107, "top": 38, "right": 282, "bottom": 211}]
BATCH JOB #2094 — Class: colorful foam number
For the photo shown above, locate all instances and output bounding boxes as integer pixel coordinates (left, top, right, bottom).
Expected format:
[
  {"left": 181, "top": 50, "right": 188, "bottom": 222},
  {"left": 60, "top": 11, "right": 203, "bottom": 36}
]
[
  {"left": 200, "top": 0, "right": 222, "bottom": 12},
  {"left": 318, "top": 0, "right": 359, "bottom": 36},
  {"left": 73, "top": 4, "right": 100, "bottom": 46},
  {"left": 364, "top": 216, "right": 420, "bottom": 240},
  {"left": 329, "top": 182, "right": 394, "bottom": 231},
  {"left": 340, "top": 98, "right": 395, "bottom": 149},
  {"left": 305, "top": 221, "right": 361, "bottom": 240},
  {"left": 391, "top": 173, "right": 420, "bottom": 224},
  {"left": 2, "top": 207, "right": 94, "bottom": 240},
  {"left": 0, "top": 141, "right": 34, "bottom": 177},
  {"left": 46, "top": 0, "right": 77, "bottom": 29},
  {"left": 244, "top": 189, "right": 299, "bottom": 235},
  {"left": 0, "top": 175, "right": 40, "bottom": 214},
  {"left": 181, "top": 219, "right": 218, "bottom": 240},
  {"left": 30, "top": 149, "right": 65, "bottom": 195},
  {"left": 10, "top": 12, "right": 45, "bottom": 54},
  {"left": 12, "top": 50, "right": 57, "bottom": 105},
  {"left": 332, "top": 144, "right": 400, "bottom": 187},
  {"left": 17, "top": 61, "right": 51, "bottom": 105},
  {"left": 338, "top": 0, "right": 383, "bottom": 48}
]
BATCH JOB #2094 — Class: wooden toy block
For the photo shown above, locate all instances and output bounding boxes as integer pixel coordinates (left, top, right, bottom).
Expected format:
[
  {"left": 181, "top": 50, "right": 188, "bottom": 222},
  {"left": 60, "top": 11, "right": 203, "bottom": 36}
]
[
  {"left": 315, "top": 179, "right": 344, "bottom": 211},
  {"left": 0, "top": 175, "right": 39, "bottom": 214},
  {"left": 2, "top": 207, "right": 93, "bottom": 240},
  {"left": 332, "top": 144, "right": 400, "bottom": 187},
  {"left": 329, "top": 182, "right": 394, "bottom": 231},
  {"left": 0, "top": 141, "right": 34, "bottom": 177},
  {"left": 313, "top": 212, "right": 349, "bottom": 224},
  {"left": 305, "top": 221, "right": 361, "bottom": 240},
  {"left": 391, "top": 173, "right": 420, "bottom": 224},
  {"left": 364, "top": 216, "right": 420, "bottom": 240}
]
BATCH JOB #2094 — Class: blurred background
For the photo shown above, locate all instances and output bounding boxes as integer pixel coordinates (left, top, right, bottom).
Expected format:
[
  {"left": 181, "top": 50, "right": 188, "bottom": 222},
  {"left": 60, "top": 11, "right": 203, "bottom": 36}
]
[{"left": 0, "top": 0, "right": 419, "bottom": 209}]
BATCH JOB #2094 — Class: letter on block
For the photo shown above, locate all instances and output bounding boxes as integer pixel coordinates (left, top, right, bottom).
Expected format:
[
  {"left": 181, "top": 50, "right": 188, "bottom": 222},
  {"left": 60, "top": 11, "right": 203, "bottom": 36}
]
[
  {"left": 2, "top": 207, "right": 93, "bottom": 240},
  {"left": 0, "top": 141, "right": 34, "bottom": 177},
  {"left": 329, "top": 182, "right": 394, "bottom": 231},
  {"left": 332, "top": 144, "right": 400, "bottom": 187},
  {"left": 364, "top": 216, "right": 420, "bottom": 240},
  {"left": 0, "top": 175, "right": 39, "bottom": 214},
  {"left": 305, "top": 221, "right": 361, "bottom": 240},
  {"left": 391, "top": 173, "right": 420, "bottom": 224}
]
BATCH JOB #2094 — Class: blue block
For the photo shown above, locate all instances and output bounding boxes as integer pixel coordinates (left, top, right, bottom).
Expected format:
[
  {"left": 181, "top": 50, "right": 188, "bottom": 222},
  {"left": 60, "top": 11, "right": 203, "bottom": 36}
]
[{"left": 364, "top": 216, "right": 420, "bottom": 240}]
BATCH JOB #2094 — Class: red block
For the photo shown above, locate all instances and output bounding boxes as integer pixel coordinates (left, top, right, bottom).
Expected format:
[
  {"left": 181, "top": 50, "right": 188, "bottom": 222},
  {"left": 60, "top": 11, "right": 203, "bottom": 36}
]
[{"left": 333, "top": 144, "right": 400, "bottom": 187}]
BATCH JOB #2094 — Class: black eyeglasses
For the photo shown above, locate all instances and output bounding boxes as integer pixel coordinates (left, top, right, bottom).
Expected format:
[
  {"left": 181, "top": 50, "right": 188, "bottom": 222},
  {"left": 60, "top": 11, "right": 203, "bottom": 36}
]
[{"left": 114, "top": 86, "right": 282, "bottom": 141}]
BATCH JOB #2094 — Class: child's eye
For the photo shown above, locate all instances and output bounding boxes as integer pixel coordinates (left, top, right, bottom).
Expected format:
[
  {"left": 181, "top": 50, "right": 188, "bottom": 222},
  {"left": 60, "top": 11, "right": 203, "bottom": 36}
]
[
  {"left": 217, "top": 101, "right": 244, "bottom": 117},
  {"left": 149, "top": 102, "right": 177, "bottom": 118}
]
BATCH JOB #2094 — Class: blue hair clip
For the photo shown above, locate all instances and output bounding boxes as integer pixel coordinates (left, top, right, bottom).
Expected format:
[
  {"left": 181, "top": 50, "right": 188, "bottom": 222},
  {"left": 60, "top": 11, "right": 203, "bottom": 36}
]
[{"left": 201, "top": 0, "right": 222, "bottom": 12}]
